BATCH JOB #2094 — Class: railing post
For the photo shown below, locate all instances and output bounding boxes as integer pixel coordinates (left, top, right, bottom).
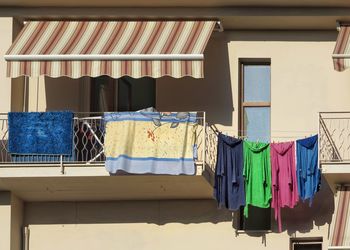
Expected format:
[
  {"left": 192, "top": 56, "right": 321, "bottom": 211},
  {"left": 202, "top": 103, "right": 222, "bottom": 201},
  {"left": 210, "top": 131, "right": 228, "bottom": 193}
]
[
  {"left": 318, "top": 112, "right": 321, "bottom": 169},
  {"left": 60, "top": 155, "right": 64, "bottom": 174},
  {"left": 203, "top": 112, "right": 206, "bottom": 173}
]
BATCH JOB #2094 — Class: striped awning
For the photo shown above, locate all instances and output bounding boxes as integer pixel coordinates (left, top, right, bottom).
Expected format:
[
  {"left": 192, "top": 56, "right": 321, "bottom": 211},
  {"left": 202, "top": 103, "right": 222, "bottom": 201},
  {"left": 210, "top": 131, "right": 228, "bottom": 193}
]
[
  {"left": 5, "top": 21, "right": 216, "bottom": 79},
  {"left": 329, "top": 186, "right": 350, "bottom": 250},
  {"left": 333, "top": 26, "right": 350, "bottom": 71}
]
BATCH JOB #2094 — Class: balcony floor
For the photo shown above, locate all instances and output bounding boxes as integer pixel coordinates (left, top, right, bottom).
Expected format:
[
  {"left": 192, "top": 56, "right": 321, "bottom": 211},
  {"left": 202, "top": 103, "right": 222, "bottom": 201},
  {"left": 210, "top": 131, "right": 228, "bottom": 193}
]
[
  {"left": 0, "top": 165, "right": 214, "bottom": 201},
  {"left": 321, "top": 162, "right": 350, "bottom": 193}
]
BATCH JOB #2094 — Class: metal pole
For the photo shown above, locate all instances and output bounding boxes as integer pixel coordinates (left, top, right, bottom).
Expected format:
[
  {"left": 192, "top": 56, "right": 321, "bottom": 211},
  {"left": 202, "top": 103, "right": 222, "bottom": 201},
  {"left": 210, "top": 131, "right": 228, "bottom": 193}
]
[
  {"left": 36, "top": 77, "right": 39, "bottom": 112},
  {"left": 23, "top": 226, "right": 29, "bottom": 250},
  {"left": 23, "top": 76, "right": 28, "bottom": 112},
  {"left": 60, "top": 155, "right": 64, "bottom": 174}
]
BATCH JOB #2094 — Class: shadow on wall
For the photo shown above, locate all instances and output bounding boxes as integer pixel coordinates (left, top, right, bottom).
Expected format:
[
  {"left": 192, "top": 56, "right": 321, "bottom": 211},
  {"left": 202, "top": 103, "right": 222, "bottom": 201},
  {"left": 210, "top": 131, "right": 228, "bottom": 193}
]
[
  {"left": 228, "top": 30, "right": 337, "bottom": 42},
  {"left": 44, "top": 76, "right": 83, "bottom": 112},
  {"left": 281, "top": 175, "right": 334, "bottom": 235},
  {"left": 24, "top": 177, "right": 333, "bottom": 232},
  {"left": 156, "top": 32, "right": 233, "bottom": 126},
  {"left": 24, "top": 199, "right": 232, "bottom": 226}
]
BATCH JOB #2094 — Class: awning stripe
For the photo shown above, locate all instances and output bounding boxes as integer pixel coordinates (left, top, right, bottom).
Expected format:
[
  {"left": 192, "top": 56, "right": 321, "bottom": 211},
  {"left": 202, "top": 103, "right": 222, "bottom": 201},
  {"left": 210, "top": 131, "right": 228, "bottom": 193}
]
[
  {"left": 7, "top": 60, "right": 204, "bottom": 79},
  {"left": 6, "top": 21, "right": 215, "bottom": 78},
  {"left": 330, "top": 186, "right": 350, "bottom": 248},
  {"left": 333, "top": 26, "right": 350, "bottom": 71}
]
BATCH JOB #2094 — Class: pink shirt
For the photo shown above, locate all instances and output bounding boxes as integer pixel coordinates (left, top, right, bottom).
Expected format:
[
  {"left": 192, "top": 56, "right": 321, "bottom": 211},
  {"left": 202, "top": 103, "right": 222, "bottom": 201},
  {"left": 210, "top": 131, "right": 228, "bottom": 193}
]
[{"left": 270, "top": 141, "right": 299, "bottom": 232}]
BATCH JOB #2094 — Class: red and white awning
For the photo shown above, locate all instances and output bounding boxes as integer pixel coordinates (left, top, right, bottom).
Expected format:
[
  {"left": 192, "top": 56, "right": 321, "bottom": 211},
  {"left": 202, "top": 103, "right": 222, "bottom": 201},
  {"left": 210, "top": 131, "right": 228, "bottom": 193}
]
[
  {"left": 333, "top": 26, "right": 350, "bottom": 71},
  {"left": 329, "top": 186, "right": 350, "bottom": 250},
  {"left": 5, "top": 21, "right": 216, "bottom": 79}
]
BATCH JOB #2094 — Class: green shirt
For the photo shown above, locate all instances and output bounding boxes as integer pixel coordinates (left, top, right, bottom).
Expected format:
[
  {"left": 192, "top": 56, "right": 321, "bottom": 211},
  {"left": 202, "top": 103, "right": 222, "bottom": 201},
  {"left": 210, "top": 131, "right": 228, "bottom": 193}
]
[{"left": 243, "top": 141, "right": 272, "bottom": 217}]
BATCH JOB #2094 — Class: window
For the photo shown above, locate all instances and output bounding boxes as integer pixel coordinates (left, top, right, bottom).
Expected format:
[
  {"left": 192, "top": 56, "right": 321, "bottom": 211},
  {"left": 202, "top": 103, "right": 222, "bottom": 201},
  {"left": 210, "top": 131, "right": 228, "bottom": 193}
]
[
  {"left": 238, "top": 60, "right": 271, "bottom": 231},
  {"left": 90, "top": 76, "right": 156, "bottom": 112},
  {"left": 290, "top": 237, "right": 323, "bottom": 250},
  {"left": 240, "top": 62, "right": 271, "bottom": 142}
]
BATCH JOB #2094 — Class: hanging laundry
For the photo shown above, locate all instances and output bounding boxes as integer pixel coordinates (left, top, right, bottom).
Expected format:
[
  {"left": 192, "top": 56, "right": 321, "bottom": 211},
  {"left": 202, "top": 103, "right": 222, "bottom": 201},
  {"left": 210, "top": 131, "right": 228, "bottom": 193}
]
[
  {"left": 214, "top": 134, "right": 245, "bottom": 211},
  {"left": 104, "top": 112, "right": 198, "bottom": 175},
  {"left": 296, "top": 135, "right": 320, "bottom": 204},
  {"left": 243, "top": 141, "right": 272, "bottom": 217},
  {"left": 8, "top": 111, "right": 74, "bottom": 155},
  {"left": 270, "top": 141, "right": 299, "bottom": 232}
]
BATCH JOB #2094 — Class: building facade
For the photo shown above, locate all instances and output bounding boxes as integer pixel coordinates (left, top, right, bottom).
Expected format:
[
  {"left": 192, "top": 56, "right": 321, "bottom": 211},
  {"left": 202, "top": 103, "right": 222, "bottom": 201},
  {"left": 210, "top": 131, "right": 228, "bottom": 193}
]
[{"left": 0, "top": 1, "right": 350, "bottom": 250}]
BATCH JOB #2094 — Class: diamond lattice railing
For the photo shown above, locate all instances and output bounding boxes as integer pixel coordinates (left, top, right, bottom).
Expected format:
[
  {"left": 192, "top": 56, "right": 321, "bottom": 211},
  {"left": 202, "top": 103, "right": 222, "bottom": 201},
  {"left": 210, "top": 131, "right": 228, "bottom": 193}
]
[{"left": 319, "top": 112, "right": 350, "bottom": 163}]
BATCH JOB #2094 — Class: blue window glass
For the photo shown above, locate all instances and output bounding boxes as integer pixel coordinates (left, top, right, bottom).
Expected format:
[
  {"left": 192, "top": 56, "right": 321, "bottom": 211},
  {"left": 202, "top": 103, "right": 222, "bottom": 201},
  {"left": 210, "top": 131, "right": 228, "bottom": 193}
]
[
  {"left": 244, "top": 107, "right": 271, "bottom": 143},
  {"left": 242, "top": 63, "right": 271, "bottom": 143},
  {"left": 243, "top": 65, "right": 270, "bottom": 102}
]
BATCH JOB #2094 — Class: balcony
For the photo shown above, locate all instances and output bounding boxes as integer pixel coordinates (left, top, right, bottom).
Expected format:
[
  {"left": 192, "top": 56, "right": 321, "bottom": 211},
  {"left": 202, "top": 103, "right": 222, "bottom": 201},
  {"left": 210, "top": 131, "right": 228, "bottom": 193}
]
[
  {"left": 319, "top": 112, "right": 350, "bottom": 191},
  {"left": 0, "top": 112, "right": 217, "bottom": 201}
]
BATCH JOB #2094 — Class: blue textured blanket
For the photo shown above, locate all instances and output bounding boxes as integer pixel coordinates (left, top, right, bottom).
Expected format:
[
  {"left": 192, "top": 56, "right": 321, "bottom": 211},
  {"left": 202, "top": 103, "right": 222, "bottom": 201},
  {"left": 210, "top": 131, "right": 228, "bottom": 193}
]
[{"left": 8, "top": 111, "right": 74, "bottom": 155}]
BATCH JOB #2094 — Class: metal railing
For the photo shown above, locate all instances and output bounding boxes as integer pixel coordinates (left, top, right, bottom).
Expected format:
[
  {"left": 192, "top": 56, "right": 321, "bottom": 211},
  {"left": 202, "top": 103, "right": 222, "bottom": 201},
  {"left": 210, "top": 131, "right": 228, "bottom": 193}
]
[
  {"left": 0, "top": 112, "right": 206, "bottom": 170},
  {"left": 319, "top": 112, "right": 350, "bottom": 163}
]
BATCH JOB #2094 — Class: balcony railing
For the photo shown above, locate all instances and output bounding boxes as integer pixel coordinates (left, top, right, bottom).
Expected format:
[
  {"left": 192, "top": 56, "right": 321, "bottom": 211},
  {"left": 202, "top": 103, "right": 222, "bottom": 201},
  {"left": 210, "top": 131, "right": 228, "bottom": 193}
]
[
  {"left": 319, "top": 112, "right": 350, "bottom": 163},
  {"left": 0, "top": 112, "right": 208, "bottom": 172}
]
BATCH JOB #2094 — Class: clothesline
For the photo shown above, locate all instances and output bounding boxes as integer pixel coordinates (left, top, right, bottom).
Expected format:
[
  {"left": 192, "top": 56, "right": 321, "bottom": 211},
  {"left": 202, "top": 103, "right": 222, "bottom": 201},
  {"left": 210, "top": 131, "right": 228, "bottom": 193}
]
[
  {"left": 228, "top": 130, "right": 317, "bottom": 133},
  {"left": 214, "top": 133, "right": 320, "bottom": 232},
  {"left": 208, "top": 124, "right": 317, "bottom": 133},
  {"left": 209, "top": 126, "right": 317, "bottom": 140}
]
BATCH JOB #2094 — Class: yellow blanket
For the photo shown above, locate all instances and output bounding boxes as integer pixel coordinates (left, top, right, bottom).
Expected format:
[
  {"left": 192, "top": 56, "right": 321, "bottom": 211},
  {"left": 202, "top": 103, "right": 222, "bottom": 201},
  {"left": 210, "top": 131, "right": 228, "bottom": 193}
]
[{"left": 104, "top": 112, "right": 198, "bottom": 175}]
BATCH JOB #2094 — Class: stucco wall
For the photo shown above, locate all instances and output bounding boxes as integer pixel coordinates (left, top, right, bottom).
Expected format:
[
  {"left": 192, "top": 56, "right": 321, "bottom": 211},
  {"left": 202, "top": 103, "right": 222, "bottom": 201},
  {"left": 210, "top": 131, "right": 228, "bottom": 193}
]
[
  {"left": 157, "top": 31, "right": 350, "bottom": 140},
  {"left": 24, "top": 182, "right": 333, "bottom": 250},
  {"left": 0, "top": 192, "right": 23, "bottom": 250},
  {"left": 0, "top": 18, "right": 14, "bottom": 113},
  {"left": 26, "top": 76, "right": 86, "bottom": 112}
]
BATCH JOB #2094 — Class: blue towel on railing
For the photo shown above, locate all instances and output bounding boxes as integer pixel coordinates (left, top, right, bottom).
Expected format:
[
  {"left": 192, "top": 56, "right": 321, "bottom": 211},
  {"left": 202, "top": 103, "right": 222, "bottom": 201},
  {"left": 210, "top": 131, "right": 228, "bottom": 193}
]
[
  {"left": 10, "top": 153, "right": 75, "bottom": 163},
  {"left": 8, "top": 111, "right": 74, "bottom": 155}
]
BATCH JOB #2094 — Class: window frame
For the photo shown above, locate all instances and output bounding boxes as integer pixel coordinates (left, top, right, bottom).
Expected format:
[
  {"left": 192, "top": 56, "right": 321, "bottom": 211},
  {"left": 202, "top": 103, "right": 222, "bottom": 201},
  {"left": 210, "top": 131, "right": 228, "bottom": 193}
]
[
  {"left": 239, "top": 60, "right": 271, "bottom": 139},
  {"left": 237, "top": 59, "right": 272, "bottom": 232},
  {"left": 290, "top": 237, "right": 323, "bottom": 250}
]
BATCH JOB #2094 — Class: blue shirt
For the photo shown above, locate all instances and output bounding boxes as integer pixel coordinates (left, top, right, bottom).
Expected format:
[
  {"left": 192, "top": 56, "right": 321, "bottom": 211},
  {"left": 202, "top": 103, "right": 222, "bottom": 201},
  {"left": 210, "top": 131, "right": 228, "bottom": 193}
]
[
  {"left": 296, "top": 135, "right": 320, "bottom": 204},
  {"left": 214, "top": 134, "right": 245, "bottom": 211}
]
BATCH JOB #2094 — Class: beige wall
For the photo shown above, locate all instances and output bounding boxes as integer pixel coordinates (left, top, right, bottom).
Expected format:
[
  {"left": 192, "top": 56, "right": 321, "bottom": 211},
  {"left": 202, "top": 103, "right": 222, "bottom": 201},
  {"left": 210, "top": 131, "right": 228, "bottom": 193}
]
[
  {"left": 0, "top": 18, "right": 14, "bottom": 113},
  {"left": 0, "top": 192, "right": 23, "bottom": 250},
  {"left": 157, "top": 31, "right": 350, "bottom": 140},
  {"left": 10, "top": 19, "right": 25, "bottom": 112},
  {"left": 0, "top": 18, "right": 25, "bottom": 113},
  {"left": 10, "top": 195, "right": 23, "bottom": 250},
  {"left": 26, "top": 76, "right": 87, "bottom": 112},
  {"left": 0, "top": 192, "right": 12, "bottom": 250},
  {"left": 24, "top": 182, "right": 333, "bottom": 250}
]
